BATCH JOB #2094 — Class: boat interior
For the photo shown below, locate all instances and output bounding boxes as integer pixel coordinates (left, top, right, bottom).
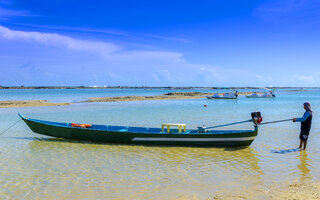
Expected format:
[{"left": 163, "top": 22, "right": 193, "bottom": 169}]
[{"left": 25, "top": 117, "right": 255, "bottom": 135}]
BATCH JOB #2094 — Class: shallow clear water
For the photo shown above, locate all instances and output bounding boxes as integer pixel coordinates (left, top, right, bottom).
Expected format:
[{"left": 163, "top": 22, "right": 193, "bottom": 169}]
[{"left": 0, "top": 89, "right": 319, "bottom": 199}]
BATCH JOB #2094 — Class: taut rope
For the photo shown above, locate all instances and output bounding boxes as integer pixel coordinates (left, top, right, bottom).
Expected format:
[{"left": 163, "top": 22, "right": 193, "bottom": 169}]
[{"left": 0, "top": 119, "right": 22, "bottom": 136}]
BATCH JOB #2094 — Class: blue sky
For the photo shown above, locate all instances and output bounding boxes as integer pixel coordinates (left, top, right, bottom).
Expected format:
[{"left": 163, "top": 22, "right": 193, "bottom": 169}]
[{"left": 0, "top": 0, "right": 320, "bottom": 86}]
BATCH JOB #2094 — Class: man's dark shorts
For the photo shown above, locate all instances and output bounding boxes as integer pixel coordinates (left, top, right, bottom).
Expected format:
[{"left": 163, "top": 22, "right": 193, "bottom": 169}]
[{"left": 300, "top": 130, "right": 310, "bottom": 141}]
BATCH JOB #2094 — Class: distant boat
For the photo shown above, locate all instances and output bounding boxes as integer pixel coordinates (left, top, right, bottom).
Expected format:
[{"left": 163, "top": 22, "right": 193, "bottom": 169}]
[
  {"left": 246, "top": 88, "right": 275, "bottom": 98},
  {"left": 19, "top": 113, "right": 258, "bottom": 147},
  {"left": 207, "top": 91, "right": 238, "bottom": 99}
]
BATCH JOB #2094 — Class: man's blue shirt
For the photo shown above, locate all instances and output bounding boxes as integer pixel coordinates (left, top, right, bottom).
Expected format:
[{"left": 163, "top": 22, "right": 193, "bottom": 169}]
[{"left": 295, "top": 111, "right": 311, "bottom": 122}]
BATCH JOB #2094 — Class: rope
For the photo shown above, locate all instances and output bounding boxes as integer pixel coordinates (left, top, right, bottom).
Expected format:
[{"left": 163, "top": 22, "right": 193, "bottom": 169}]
[
  {"left": 0, "top": 119, "right": 22, "bottom": 136},
  {"left": 204, "top": 119, "right": 252, "bottom": 130},
  {"left": 259, "top": 119, "right": 292, "bottom": 125}
]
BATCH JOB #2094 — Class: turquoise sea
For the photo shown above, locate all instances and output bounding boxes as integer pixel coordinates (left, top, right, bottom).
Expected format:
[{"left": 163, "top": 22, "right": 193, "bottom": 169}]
[{"left": 0, "top": 88, "right": 319, "bottom": 199}]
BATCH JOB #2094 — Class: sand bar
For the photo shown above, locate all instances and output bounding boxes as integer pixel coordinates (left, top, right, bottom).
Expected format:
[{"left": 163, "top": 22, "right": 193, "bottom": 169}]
[
  {"left": 86, "top": 92, "right": 263, "bottom": 102},
  {"left": 1, "top": 92, "right": 266, "bottom": 107},
  {"left": 0, "top": 100, "right": 71, "bottom": 108},
  {"left": 86, "top": 95, "right": 203, "bottom": 102}
]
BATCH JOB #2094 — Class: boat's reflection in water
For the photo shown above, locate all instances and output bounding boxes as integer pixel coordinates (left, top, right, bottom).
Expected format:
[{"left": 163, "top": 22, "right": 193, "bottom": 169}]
[{"left": 25, "top": 137, "right": 265, "bottom": 199}]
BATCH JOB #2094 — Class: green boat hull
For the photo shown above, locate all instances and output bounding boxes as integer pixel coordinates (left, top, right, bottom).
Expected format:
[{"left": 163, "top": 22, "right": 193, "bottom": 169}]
[{"left": 19, "top": 114, "right": 258, "bottom": 147}]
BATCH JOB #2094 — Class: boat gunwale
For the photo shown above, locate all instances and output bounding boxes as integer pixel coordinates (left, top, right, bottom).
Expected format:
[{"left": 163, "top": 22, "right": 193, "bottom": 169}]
[{"left": 19, "top": 113, "right": 258, "bottom": 136}]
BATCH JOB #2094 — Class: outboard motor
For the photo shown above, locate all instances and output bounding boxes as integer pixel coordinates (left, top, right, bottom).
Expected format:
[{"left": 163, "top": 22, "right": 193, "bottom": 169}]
[
  {"left": 269, "top": 90, "right": 276, "bottom": 97},
  {"left": 234, "top": 91, "right": 238, "bottom": 98},
  {"left": 251, "top": 112, "right": 263, "bottom": 125},
  {"left": 197, "top": 125, "right": 206, "bottom": 133}
]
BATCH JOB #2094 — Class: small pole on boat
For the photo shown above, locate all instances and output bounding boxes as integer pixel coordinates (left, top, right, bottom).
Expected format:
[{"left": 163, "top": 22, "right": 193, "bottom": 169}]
[
  {"left": 258, "top": 119, "right": 292, "bottom": 125},
  {"left": 198, "top": 112, "right": 292, "bottom": 132},
  {"left": 200, "top": 112, "right": 262, "bottom": 131},
  {"left": 203, "top": 119, "right": 253, "bottom": 130}
]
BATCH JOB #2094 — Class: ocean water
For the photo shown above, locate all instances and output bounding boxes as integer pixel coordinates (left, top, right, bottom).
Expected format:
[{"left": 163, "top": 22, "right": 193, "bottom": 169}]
[
  {"left": 0, "top": 88, "right": 285, "bottom": 103},
  {"left": 0, "top": 88, "right": 228, "bottom": 103},
  {"left": 0, "top": 89, "right": 320, "bottom": 199}
]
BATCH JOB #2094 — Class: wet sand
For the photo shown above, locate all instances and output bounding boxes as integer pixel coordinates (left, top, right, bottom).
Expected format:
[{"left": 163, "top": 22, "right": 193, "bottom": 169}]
[
  {"left": 86, "top": 92, "right": 263, "bottom": 102},
  {"left": 213, "top": 180, "right": 320, "bottom": 200},
  {"left": 0, "top": 100, "right": 71, "bottom": 108}
]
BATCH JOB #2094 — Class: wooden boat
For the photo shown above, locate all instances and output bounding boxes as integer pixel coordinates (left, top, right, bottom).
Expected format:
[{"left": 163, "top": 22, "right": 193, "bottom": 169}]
[{"left": 19, "top": 113, "right": 258, "bottom": 147}]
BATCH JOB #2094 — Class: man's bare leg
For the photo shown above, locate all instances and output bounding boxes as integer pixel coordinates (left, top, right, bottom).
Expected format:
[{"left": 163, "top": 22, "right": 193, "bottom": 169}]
[
  {"left": 299, "top": 140, "right": 303, "bottom": 149},
  {"left": 303, "top": 141, "right": 307, "bottom": 150}
]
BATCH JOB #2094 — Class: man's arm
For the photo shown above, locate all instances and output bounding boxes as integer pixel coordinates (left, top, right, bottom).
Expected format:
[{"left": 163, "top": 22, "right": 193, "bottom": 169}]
[{"left": 293, "top": 111, "right": 311, "bottom": 122}]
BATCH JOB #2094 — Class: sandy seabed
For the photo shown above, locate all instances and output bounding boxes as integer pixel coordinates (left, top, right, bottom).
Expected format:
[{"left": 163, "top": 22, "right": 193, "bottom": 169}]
[
  {"left": 212, "top": 180, "right": 320, "bottom": 200},
  {"left": 171, "top": 180, "right": 320, "bottom": 200}
]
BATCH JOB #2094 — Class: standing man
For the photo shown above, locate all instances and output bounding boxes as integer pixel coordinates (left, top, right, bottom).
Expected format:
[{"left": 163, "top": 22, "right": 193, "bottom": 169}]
[{"left": 293, "top": 102, "right": 312, "bottom": 150}]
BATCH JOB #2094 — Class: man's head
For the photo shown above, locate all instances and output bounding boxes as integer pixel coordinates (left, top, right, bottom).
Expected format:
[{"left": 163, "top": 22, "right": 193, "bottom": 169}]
[{"left": 303, "top": 102, "right": 311, "bottom": 111}]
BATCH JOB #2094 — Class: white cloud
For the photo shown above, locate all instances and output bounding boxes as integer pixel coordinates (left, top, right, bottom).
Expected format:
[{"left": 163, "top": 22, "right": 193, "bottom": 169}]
[
  {"left": 0, "top": 26, "right": 277, "bottom": 86},
  {"left": 293, "top": 72, "right": 320, "bottom": 84},
  {"left": 152, "top": 70, "right": 174, "bottom": 82},
  {"left": 106, "top": 50, "right": 184, "bottom": 62},
  {"left": 0, "top": 26, "right": 120, "bottom": 53},
  {"left": 254, "top": 0, "right": 320, "bottom": 25},
  {"left": 0, "top": 0, "right": 12, "bottom": 5},
  {"left": 152, "top": 74, "right": 161, "bottom": 82},
  {"left": 198, "top": 67, "right": 220, "bottom": 82},
  {"left": 0, "top": 6, "right": 36, "bottom": 19},
  {"left": 141, "top": 33, "right": 189, "bottom": 43},
  {"left": 255, "top": 74, "right": 273, "bottom": 82},
  {"left": 255, "top": 0, "right": 307, "bottom": 15},
  {"left": 0, "top": 25, "right": 184, "bottom": 63},
  {"left": 294, "top": 75, "right": 311, "bottom": 81},
  {"left": 107, "top": 72, "right": 118, "bottom": 79}
]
